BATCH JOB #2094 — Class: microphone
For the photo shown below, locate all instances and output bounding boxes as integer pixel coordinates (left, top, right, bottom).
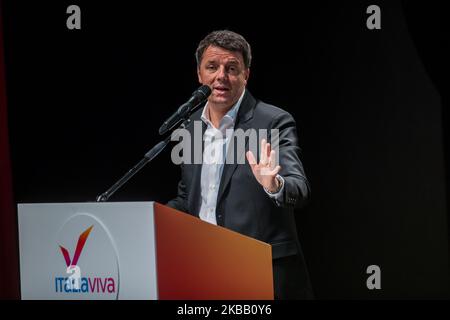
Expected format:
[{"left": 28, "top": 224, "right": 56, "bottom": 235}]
[{"left": 158, "top": 85, "right": 211, "bottom": 135}]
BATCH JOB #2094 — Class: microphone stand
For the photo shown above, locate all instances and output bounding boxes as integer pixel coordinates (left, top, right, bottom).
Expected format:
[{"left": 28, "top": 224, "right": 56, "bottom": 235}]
[{"left": 96, "top": 105, "right": 200, "bottom": 202}]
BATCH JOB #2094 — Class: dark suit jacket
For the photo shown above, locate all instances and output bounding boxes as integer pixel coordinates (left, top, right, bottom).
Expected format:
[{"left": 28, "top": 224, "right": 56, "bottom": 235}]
[{"left": 167, "top": 90, "right": 313, "bottom": 298}]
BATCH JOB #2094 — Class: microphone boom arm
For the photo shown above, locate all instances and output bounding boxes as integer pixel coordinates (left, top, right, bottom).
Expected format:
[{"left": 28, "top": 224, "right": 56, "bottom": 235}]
[
  {"left": 96, "top": 136, "right": 171, "bottom": 202},
  {"left": 96, "top": 86, "right": 210, "bottom": 202},
  {"left": 96, "top": 104, "right": 200, "bottom": 202}
]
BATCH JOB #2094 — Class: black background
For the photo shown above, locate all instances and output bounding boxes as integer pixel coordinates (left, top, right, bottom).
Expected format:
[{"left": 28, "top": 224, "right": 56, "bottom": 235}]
[{"left": 2, "top": 1, "right": 447, "bottom": 298}]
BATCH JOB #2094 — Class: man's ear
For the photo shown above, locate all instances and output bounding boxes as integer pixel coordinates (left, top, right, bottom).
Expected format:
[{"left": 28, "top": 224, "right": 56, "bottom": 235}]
[
  {"left": 197, "top": 68, "right": 202, "bottom": 84},
  {"left": 244, "top": 68, "right": 250, "bottom": 83}
]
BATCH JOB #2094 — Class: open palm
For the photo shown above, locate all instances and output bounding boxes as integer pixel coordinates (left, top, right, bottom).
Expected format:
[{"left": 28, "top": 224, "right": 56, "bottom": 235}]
[{"left": 246, "top": 139, "right": 281, "bottom": 193}]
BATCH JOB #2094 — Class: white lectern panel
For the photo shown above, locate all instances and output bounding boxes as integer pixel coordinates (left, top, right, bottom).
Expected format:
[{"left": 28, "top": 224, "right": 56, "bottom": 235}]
[{"left": 18, "top": 202, "right": 158, "bottom": 300}]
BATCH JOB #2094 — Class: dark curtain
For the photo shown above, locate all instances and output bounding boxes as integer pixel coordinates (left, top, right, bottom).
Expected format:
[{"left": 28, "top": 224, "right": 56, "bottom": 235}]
[{"left": 0, "top": 2, "right": 20, "bottom": 299}]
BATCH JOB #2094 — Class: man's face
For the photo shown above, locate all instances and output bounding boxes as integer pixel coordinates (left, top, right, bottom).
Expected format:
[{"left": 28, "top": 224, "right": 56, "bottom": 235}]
[{"left": 197, "top": 45, "right": 249, "bottom": 110}]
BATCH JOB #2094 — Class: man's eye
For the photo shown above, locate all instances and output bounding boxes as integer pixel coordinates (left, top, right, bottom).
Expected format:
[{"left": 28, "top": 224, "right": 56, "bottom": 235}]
[
  {"left": 228, "top": 66, "right": 239, "bottom": 74},
  {"left": 206, "top": 65, "right": 217, "bottom": 70}
]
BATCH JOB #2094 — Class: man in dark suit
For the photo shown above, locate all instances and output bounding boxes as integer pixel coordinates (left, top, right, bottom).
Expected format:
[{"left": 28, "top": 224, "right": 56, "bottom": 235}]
[{"left": 167, "top": 30, "right": 313, "bottom": 299}]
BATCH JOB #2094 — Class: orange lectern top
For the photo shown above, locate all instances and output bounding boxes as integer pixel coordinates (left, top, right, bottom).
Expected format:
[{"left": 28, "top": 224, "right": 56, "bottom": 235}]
[{"left": 154, "top": 202, "right": 274, "bottom": 300}]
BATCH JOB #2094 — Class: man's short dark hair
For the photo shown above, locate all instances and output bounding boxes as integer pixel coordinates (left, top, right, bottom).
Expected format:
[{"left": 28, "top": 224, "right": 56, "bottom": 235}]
[{"left": 195, "top": 30, "right": 252, "bottom": 69}]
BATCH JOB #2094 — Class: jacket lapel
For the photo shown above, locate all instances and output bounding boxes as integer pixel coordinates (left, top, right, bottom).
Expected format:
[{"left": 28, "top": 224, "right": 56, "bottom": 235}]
[
  {"left": 216, "top": 90, "right": 256, "bottom": 205},
  {"left": 186, "top": 107, "right": 206, "bottom": 216}
]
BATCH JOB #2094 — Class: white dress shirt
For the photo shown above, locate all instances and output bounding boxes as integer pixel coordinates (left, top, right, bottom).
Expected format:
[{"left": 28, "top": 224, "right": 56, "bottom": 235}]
[{"left": 198, "top": 90, "right": 284, "bottom": 225}]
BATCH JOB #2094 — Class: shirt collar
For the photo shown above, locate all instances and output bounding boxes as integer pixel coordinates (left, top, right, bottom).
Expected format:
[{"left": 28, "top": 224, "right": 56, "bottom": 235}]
[{"left": 201, "top": 89, "right": 245, "bottom": 128}]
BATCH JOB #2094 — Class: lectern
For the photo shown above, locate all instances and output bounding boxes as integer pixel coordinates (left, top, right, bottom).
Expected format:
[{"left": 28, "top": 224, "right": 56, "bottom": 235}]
[{"left": 17, "top": 202, "right": 273, "bottom": 300}]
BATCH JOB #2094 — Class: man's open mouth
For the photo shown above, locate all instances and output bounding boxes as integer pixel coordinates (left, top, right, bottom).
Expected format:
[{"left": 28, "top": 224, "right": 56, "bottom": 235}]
[{"left": 214, "top": 87, "right": 230, "bottom": 93}]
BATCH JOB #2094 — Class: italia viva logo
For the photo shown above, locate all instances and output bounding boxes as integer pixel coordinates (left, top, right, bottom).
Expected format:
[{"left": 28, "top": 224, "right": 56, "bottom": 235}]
[{"left": 55, "top": 225, "right": 116, "bottom": 294}]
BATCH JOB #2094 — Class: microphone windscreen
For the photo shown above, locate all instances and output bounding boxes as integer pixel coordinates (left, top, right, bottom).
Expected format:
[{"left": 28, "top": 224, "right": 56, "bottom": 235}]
[{"left": 197, "top": 85, "right": 211, "bottom": 98}]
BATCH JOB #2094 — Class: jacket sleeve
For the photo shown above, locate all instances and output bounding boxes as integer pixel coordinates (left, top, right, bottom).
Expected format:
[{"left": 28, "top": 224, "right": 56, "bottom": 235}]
[
  {"left": 166, "top": 164, "right": 189, "bottom": 213},
  {"left": 268, "top": 111, "right": 310, "bottom": 209}
]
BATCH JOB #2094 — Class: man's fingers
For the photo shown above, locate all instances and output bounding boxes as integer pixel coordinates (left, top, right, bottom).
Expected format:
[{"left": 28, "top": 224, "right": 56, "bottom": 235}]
[
  {"left": 269, "top": 149, "right": 277, "bottom": 170},
  {"left": 271, "top": 165, "right": 281, "bottom": 176},
  {"left": 261, "top": 164, "right": 281, "bottom": 177},
  {"left": 246, "top": 151, "right": 257, "bottom": 168},
  {"left": 260, "top": 139, "right": 267, "bottom": 165}
]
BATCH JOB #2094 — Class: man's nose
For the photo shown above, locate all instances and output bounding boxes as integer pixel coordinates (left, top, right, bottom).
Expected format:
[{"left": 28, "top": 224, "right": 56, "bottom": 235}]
[{"left": 216, "top": 66, "right": 227, "bottom": 81}]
